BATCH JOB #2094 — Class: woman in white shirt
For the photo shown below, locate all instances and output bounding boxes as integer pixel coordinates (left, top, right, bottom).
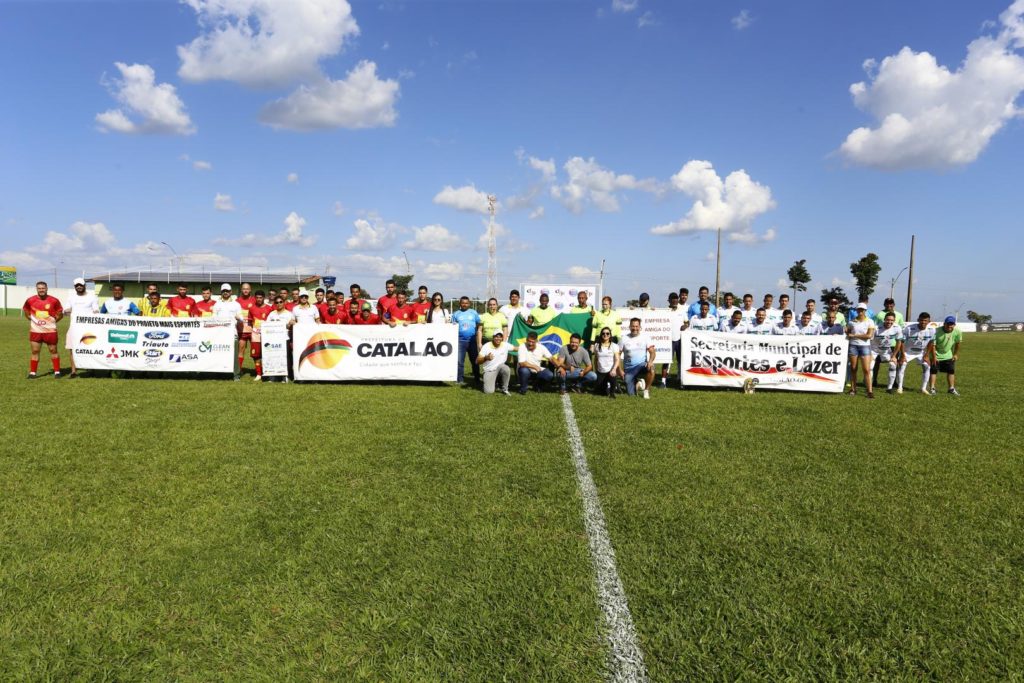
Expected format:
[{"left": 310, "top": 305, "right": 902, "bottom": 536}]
[
  {"left": 846, "top": 303, "right": 877, "bottom": 398},
  {"left": 425, "top": 292, "right": 451, "bottom": 324},
  {"left": 592, "top": 326, "right": 622, "bottom": 399}
]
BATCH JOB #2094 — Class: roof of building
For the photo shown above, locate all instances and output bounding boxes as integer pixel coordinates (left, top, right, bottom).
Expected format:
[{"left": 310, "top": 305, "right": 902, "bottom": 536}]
[{"left": 87, "top": 271, "right": 322, "bottom": 285}]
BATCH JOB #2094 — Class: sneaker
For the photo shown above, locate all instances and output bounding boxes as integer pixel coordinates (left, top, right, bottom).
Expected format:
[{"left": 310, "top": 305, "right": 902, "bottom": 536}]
[
  {"left": 929, "top": 387, "right": 937, "bottom": 396},
  {"left": 886, "top": 388, "right": 894, "bottom": 394},
  {"left": 949, "top": 387, "right": 961, "bottom": 397},
  {"left": 643, "top": 388, "right": 650, "bottom": 400},
  {"left": 659, "top": 378, "right": 667, "bottom": 388},
  {"left": 253, "top": 376, "right": 262, "bottom": 382},
  {"left": 867, "top": 391, "right": 875, "bottom": 399},
  {"left": 501, "top": 389, "right": 511, "bottom": 396},
  {"left": 27, "top": 373, "right": 36, "bottom": 379},
  {"left": 897, "top": 387, "right": 903, "bottom": 394},
  {"left": 68, "top": 372, "right": 78, "bottom": 379},
  {"left": 921, "top": 389, "right": 930, "bottom": 395},
  {"left": 53, "top": 372, "right": 61, "bottom": 379},
  {"left": 636, "top": 378, "right": 646, "bottom": 392}
]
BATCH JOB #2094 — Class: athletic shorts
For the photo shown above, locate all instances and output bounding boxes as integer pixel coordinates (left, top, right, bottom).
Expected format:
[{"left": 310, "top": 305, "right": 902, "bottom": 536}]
[
  {"left": 30, "top": 332, "right": 58, "bottom": 345},
  {"left": 240, "top": 332, "right": 252, "bottom": 341},
  {"left": 904, "top": 352, "right": 927, "bottom": 365},
  {"left": 937, "top": 359, "right": 956, "bottom": 374},
  {"left": 250, "top": 341, "right": 262, "bottom": 360},
  {"left": 872, "top": 350, "right": 893, "bottom": 362},
  {"left": 849, "top": 345, "right": 872, "bottom": 357}
]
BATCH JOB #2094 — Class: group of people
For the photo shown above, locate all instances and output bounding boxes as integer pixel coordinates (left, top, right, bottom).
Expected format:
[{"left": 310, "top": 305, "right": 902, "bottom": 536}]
[{"left": 21, "top": 279, "right": 963, "bottom": 399}]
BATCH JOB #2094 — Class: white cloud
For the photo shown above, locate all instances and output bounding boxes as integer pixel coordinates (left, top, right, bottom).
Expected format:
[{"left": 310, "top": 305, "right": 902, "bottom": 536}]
[
  {"left": 345, "top": 214, "right": 402, "bottom": 250},
  {"left": 96, "top": 62, "right": 195, "bottom": 135},
  {"left": 552, "top": 156, "right": 659, "bottom": 213},
  {"left": 332, "top": 201, "right": 346, "bottom": 216},
  {"left": 612, "top": 0, "right": 639, "bottom": 12},
  {"left": 177, "top": 0, "right": 359, "bottom": 88},
  {"left": 213, "top": 211, "right": 317, "bottom": 247},
  {"left": 404, "top": 224, "right": 464, "bottom": 251},
  {"left": 476, "top": 220, "right": 532, "bottom": 252},
  {"left": 259, "top": 61, "right": 400, "bottom": 130},
  {"left": 567, "top": 265, "right": 599, "bottom": 278},
  {"left": 637, "top": 11, "right": 657, "bottom": 28},
  {"left": 214, "top": 193, "right": 235, "bottom": 211},
  {"left": 433, "top": 184, "right": 492, "bottom": 214},
  {"left": 528, "top": 206, "right": 545, "bottom": 220},
  {"left": 37, "top": 221, "right": 117, "bottom": 254},
  {"left": 340, "top": 253, "right": 408, "bottom": 276},
  {"left": 704, "top": 251, "right": 716, "bottom": 262},
  {"left": 727, "top": 227, "right": 776, "bottom": 244},
  {"left": 651, "top": 160, "right": 776, "bottom": 240},
  {"left": 839, "top": 1, "right": 1024, "bottom": 170},
  {"left": 422, "top": 261, "right": 464, "bottom": 280},
  {"left": 732, "top": 10, "right": 753, "bottom": 30},
  {"left": 528, "top": 156, "right": 556, "bottom": 182},
  {"left": 193, "top": 160, "right": 212, "bottom": 171},
  {"left": 776, "top": 278, "right": 789, "bottom": 290},
  {"left": 287, "top": 172, "right": 299, "bottom": 184}
]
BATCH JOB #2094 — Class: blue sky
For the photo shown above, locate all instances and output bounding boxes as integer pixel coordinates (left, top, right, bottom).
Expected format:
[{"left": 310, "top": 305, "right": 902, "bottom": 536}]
[{"left": 2, "top": 0, "right": 1023, "bottom": 318}]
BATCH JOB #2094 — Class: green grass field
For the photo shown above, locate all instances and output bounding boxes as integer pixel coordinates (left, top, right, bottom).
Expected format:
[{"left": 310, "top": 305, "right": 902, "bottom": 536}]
[{"left": 2, "top": 316, "right": 1022, "bottom": 680}]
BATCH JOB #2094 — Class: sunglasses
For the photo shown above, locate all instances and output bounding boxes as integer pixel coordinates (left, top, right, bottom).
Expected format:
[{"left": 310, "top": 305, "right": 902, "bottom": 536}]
[{"left": 601, "top": 332, "right": 611, "bottom": 336}]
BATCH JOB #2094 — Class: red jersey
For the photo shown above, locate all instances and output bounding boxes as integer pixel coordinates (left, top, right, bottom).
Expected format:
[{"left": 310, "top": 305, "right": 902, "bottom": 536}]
[
  {"left": 167, "top": 295, "right": 198, "bottom": 317},
  {"left": 321, "top": 308, "right": 346, "bottom": 324},
  {"left": 376, "top": 294, "right": 397, "bottom": 317},
  {"left": 23, "top": 295, "right": 63, "bottom": 334},
  {"left": 285, "top": 301, "right": 296, "bottom": 311},
  {"left": 195, "top": 299, "right": 216, "bottom": 317},
  {"left": 236, "top": 295, "right": 256, "bottom": 313},
  {"left": 316, "top": 301, "right": 330, "bottom": 319},
  {"left": 386, "top": 303, "right": 417, "bottom": 325},
  {"left": 248, "top": 304, "right": 273, "bottom": 330},
  {"left": 343, "top": 297, "right": 366, "bottom": 311},
  {"left": 411, "top": 300, "right": 431, "bottom": 322},
  {"left": 354, "top": 312, "right": 381, "bottom": 325}
]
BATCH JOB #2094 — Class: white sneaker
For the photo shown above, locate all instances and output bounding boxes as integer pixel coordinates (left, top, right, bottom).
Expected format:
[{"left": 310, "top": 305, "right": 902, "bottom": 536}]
[
  {"left": 897, "top": 387, "right": 903, "bottom": 394},
  {"left": 643, "top": 388, "right": 650, "bottom": 400},
  {"left": 253, "top": 375, "right": 262, "bottom": 382},
  {"left": 501, "top": 389, "right": 511, "bottom": 396}
]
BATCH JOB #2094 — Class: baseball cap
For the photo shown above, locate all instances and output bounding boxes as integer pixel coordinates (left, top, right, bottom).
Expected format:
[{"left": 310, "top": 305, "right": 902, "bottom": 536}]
[
  {"left": 361, "top": 302, "right": 372, "bottom": 311},
  {"left": 73, "top": 277, "right": 86, "bottom": 286},
  {"left": 944, "top": 315, "right": 956, "bottom": 324},
  {"left": 856, "top": 303, "right": 868, "bottom": 310},
  {"left": 639, "top": 292, "right": 650, "bottom": 301},
  {"left": 299, "top": 290, "right": 309, "bottom": 298},
  {"left": 220, "top": 283, "right": 232, "bottom": 291}
]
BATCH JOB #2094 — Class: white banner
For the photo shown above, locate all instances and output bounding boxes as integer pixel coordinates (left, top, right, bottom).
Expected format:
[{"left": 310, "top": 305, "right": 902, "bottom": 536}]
[
  {"left": 68, "top": 314, "right": 236, "bottom": 373},
  {"left": 521, "top": 283, "right": 598, "bottom": 315},
  {"left": 259, "top": 321, "right": 289, "bottom": 377},
  {"left": 292, "top": 324, "right": 458, "bottom": 382},
  {"left": 681, "top": 330, "right": 849, "bottom": 392},
  {"left": 616, "top": 308, "right": 677, "bottom": 365}
]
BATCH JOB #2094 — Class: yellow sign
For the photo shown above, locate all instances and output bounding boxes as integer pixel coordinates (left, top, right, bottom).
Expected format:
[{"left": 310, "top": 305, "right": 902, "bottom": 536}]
[{"left": 0, "top": 266, "right": 15, "bottom": 285}]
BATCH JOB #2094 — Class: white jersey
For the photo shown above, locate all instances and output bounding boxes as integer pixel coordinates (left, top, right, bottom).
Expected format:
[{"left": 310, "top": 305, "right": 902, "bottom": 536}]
[
  {"left": 67, "top": 292, "right": 99, "bottom": 319},
  {"left": 871, "top": 324, "right": 904, "bottom": 355},
  {"left": 805, "top": 311, "right": 823, "bottom": 327},
  {"left": 746, "top": 321, "right": 774, "bottom": 335},
  {"left": 764, "top": 307, "right": 782, "bottom": 325},
  {"left": 499, "top": 304, "right": 525, "bottom": 323},
  {"left": 619, "top": 333, "right": 653, "bottom": 368},
  {"left": 212, "top": 299, "right": 242, "bottom": 321},
  {"left": 100, "top": 297, "right": 138, "bottom": 316},
  {"left": 718, "top": 305, "right": 740, "bottom": 322},
  {"left": 797, "top": 323, "right": 820, "bottom": 335},
  {"left": 478, "top": 341, "right": 512, "bottom": 373},
  {"left": 720, "top": 320, "right": 746, "bottom": 334},
  {"left": 902, "top": 323, "right": 935, "bottom": 356},
  {"left": 774, "top": 322, "right": 802, "bottom": 336},
  {"left": 665, "top": 306, "right": 687, "bottom": 342},
  {"left": 292, "top": 304, "right": 320, "bottom": 324},
  {"left": 688, "top": 314, "right": 719, "bottom": 332},
  {"left": 739, "top": 307, "right": 758, "bottom": 324}
]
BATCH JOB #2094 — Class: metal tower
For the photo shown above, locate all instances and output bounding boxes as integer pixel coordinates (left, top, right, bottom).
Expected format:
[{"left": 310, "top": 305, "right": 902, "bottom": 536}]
[{"left": 486, "top": 194, "right": 498, "bottom": 299}]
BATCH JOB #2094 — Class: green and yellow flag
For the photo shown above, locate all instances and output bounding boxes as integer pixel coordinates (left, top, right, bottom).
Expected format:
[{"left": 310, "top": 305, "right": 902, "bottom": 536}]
[{"left": 509, "top": 312, "right": 592, "bottom": 355}]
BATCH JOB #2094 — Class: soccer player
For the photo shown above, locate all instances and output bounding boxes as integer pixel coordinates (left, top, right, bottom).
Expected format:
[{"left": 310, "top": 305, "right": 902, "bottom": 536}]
[
  {"left": 823, "top": 297, "right": 847, "bottom": 326},
  {"left": 718, "top": 292, "right": 739, "bottom": 322},
  {"left": 687, "top": 301, "right": 719, "bottom": 331},
  {"left": 138, "top": 282, "right": 160, "bottom": 309},
  {"left": 874, "top": 298, "right": 905, "bottom": 328},
  {"left": 774, "top": 309, "right": 801, "bottom": 335},
  {"left": 933, "top": 316, "right": 963, "bottom": 396},
  {"left": 687, "top": 286, "right": 716, "bottom": 319},
  {"left": 819, "top": 310, "right": 845, "bottom": 335},
  {"left": 846, "top": 303, "right": 876, "bottom": 398},
  {"left": 553, "top": 333, "right": 596, "bottom": 394},
  {"left": 739, "top": 293, "right": 757, "bottom": 325},
  {"left": 745, "top": 308, "right": 774, "bottom": 335},
  {"left": 527, "top": 293, "right": 557, "bottom": 325},
  {"left": 499, "top": 289, "right": 525, "bottom": 323},
  {"left": 290, "top": 288, "right": 301, "bottom": 305},
  {"left": 235, "top": 283, "right": 257, "bottom": 370},
  {"left": 797, "top": 311, "right": 820, "bottom": 335},
  {"left": 479, "top": 298, "right": 508, "bottom": 341},
  {"left": 376, "top": 279, "right": 398, "bottom": 318},
  {"left": 516, "top": 331, "right": 554, "bottom": 394},
  {"left": 477, "top": 330, "right": 513, "bottom": 395},
  {"left": 677, "top": 288, "right": 689, "bottom": 308},
  {"left": 660, "top": 292, "right": 686, "bottom": 387},
  {"left": 621, "top": 317, "right": 655, "bottom": 399},
  {"left": 343, "top": 299, "right": 361, "bottom": 324},
  {"left": 313, "top": 288, "right": 328, "bottom": 320},
  {"left": 805, "top": 299, "right": 823, "bottom": 326},
  {"left": 248, "top": 291, "right": 273, "bottom": 381},
  {"left": 140, "top": 290, "right": 171, "bottom": 317},
  {"left": 167, "top": 283, "right": 198, "bottom": 317},
  {"left": 65, "top": 277, "right": 99, "bottom": 377},
  {"left": 411, "top": 285, "right": 432, "bottom": 322},
  {"left": 355, "top": 302, "right": 382, "bottom": 325},
  {"left": 320, "top": 296, "right": 345, "bottom": 324},
  {"left": 23, "top": 281, "right": 63, "bottom": 378},
  {"left": 100, "top": 283, "right": 141, "bottom": 316},
  {"left": 592, "top": 296, "right": 622, "bottom": 345},
  {"left": 453, "top": 296, "right": 482, "bottom": 384},
  {"left": 777, "top": 294, "right": 791, "bottom": 316},
  {"left": 292, "top": 291, "right": 321, "bottom": 325},
  {"left": 195, "top": 286, "right": 216, "bottom": 317},
  {"left": 385, "top": 291, "right": 417, "bottom": 327},
  {"left": 871, "top": 312, "right": 904, "bottom": 393},
  {"left": 570, "top": 290, "right": 594, "bottom": 315},
  {"left": 344, "top": 283, "right": 365, "bottom": 312},
  {"left": 720, "top": 309, "right": 746, "bottom": 333},
  {"left": 278, "top": 288, "right": 293, "bottom": 310},
  {"left": 763, "top": 294, "right": 781, "bottom": 325},
  {"left": 898, "top": 312, "right": 936, "bottom": 394}
]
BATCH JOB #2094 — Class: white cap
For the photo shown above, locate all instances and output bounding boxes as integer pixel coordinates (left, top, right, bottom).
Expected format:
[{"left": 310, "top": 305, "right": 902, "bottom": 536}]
[
  {"left": 73, "top": 277, "right": 86, "bottom": 286},
  {"left": 220, "top": 283, "right": 232, "bottom": 291},
  {"left": 299, "top": 289, "right": 310, "bottom": 297},
  {"left": 856, "top": 302, "right": 868, "bottom": 310}
]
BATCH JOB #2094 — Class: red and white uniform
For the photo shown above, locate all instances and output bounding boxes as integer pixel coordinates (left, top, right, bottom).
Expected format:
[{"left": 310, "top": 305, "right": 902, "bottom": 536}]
[
  {"left": 236, "top": 296, "right": 256, "bottom": 338},
  {"left": 386, "top": 303, "right": 417, "bottom": 325},
  {"left": 321, "top": 308, "right": 346, "bottom": 324},
  {"left": 316, "top": 301, "right": 330, "bottom": 320},
  {"left": 376, "top": 295, "right": 397, "bottom": 318},
  {"left": 248, "top": 304, "right": 273, "bottom": 358},
  {"left": 195, "top": 299, "right": 216, "bottom": 317},
  {"left": 167, "top": 295, "right": 198, "bottom": 317},
  {"left": 23, "top": 295, "right": 63, "bottom": 344},
  {"left": 354, "top": 312, "right": 381, "bottom": 325},
  {"left": 411, "top": 299, "right": 431, "bottom": 323}
]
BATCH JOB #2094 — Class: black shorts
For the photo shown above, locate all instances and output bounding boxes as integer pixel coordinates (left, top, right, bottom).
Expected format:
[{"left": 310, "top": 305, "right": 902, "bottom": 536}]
[{"left": 937, "top": 359, "right": 956, "bottom": 374}]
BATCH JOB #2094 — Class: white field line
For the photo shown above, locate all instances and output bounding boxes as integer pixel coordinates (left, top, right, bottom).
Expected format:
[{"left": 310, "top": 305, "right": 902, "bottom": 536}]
[{"left": 560, "top": 394, "right": 649, "bottom": 682}]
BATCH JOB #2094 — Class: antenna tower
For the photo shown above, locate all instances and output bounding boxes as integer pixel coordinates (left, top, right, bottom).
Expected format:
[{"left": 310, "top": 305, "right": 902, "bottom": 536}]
[{"left": 486, "top": 195, "right": 498, "bottom": 299}]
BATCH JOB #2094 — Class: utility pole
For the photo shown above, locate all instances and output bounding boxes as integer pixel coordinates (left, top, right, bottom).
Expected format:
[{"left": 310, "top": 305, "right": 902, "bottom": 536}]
[
  {"left": 714, "top": 227, "right": 722, "bottom": 307},
  {"left": 598, "top": 258, "right": 606, "bottom": 302},
  {"left": 905, "top": 234, "right": 915, "bottom": 322},
  {"left": 486, "top": 195, "right": 498, "bottom": 300}
]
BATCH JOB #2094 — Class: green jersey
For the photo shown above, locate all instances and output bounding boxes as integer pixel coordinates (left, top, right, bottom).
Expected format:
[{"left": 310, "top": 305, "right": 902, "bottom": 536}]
[
  {"left": 527, "top": 306, "right": 557, "bottom": 326},
  {"left": 933, "top": 327, "right": 962, "bottom": 361},
  {"left": 874, "top": 310, "right": 904, "bottom": 327},
  {"left": 479, "top": 311, "right": 508, "bottom": 339}
]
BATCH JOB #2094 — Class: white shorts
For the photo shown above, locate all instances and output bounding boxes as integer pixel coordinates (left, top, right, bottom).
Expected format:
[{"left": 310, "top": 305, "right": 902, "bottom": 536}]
[
  {"left": 872, "top": 350, "right": 894, "bottom": 362},
  {"left": 903, "top": 353, "right": 928, "bottom": 365}
]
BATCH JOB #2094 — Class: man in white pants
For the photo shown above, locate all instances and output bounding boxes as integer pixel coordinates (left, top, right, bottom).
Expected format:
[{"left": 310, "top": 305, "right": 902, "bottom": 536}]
[
  {"left": 477, "top": 331, "right": 512, "bottom": 395},
  {"left": 898, "top": 312, "right": 936, "bottom": 394},
  {"left": 872, "top": 312, "right": 905, "bottom": 393}
]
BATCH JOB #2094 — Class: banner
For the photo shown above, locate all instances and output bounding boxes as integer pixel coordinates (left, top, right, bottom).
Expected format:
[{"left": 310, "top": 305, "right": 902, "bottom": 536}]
[
  {"left": 292, "top": 323, "right": 458, "bottom": 382},
  {"left": 68, "top": 314, "right": 236, "bottom": 373},
  {"left": 681, "top": 330, "right": 849, "bottom": 392},
  {"left": 0, "top": 266, "right": 15, "bottom": 285},
  {"left": 616, "top": 308, "right": 678, "bottom": 365},
  {"left": 260, "top": 321, "right": 289, "bottom": 377},
  {"left": 521, "top": 283, "right": 598, "bottom": 315},
  {"left": 978, "top": 322, "right": 1022, "bottom": 332},
  {"left": 509, "top": 312, "right": 592, "bottom": 356}
]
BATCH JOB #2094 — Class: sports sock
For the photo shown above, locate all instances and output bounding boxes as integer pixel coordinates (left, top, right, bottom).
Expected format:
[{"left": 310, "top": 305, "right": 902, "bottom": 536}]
[
  {"left": 255, "top": 361, "right": 262, "bottom": 376},
  {"left": 51, "top": 356, "right": 61, "bottom": 373},
  {"left": 921, "top": 364, "right": 931, "bottom": 391},
  {"left": 887, "top": 361, "right": 897, "bottom": 389},
  {"left": 30, "top": 358, "right": 39, "bottom": 374}
]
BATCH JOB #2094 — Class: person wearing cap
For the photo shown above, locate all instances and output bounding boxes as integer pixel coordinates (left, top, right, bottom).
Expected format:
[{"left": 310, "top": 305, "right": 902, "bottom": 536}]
[
  {"left": 292, "top": 290, "right": 321, "bottom": 325},
  {"left": 634, "top": 292, "right": 653, "bottom": 310},
  {"left": 873, "top": 298, "right": 905, "bottom": 328},
  {"left": 477, "top": 330, "right": 513, "bottom": 395},
  {"left": 687, "top": 286, "right": 716, "bottom": 319},
  {"left": 213, "top": 284, "right": 244, "bottom": 380},
  {"left": 65, "top": 277, "right": 100, "bottom": 378},
  {"left": 932, "top": 316, "right": 963, "bottom": 396},
  {"left": 823, "top": 297, "right": 847, "bottom": 326},
  {"left": 846, "top": 302, "right": 877, "bottom": 398},
  {"left": 526, "top": 292, "right": 556, "bottom": 326},
  {"left": 355, "top": 302, "right": 381, "bottom": 325}
]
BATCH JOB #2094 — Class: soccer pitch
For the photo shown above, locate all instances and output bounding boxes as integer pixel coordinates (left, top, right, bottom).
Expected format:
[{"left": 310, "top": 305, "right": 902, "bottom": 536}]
[{"left": 2, "top": 317, "right": 1022, "bottom": 680}]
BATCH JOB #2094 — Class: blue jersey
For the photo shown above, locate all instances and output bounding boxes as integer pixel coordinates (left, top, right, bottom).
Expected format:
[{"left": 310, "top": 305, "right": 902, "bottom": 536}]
[
  {"left": 451, "top": 309, "right": 481, "bottom": 340},
  {"left": 687, "top": 301, "right": 717, "bottom": 319}
]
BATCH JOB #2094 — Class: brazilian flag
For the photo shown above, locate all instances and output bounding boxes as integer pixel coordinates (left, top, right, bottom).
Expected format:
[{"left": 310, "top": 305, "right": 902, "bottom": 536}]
[{"left": 509, "top": 313, "right": 592, "bottom": 356}]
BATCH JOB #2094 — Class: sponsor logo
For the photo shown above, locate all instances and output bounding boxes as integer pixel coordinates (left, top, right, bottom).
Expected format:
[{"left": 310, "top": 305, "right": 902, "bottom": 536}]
[
  {"left": 121, "top": 349, "right": 140, "bottom": 358},
  {"left": 79, "top": 332, "right": 98, "bottom": 345},
  {"left": 299, "top": 331, "right": 352, "bottom": 369},
  {"left": 198, "top": 340, "right": 231, "bottom": 353},
  {"left": 144, "top": 349, "right": 163, "bottom": 358},
  {"left": 177, "top": 332, "right": 191, "bottom": 342},
  {"left": 142, "top": 341, "right": 169, "bottom": 348},
  {"left": 106, "top": 347, "right": 119, "bottom": 359},
  {"left": 108, "top": 330, "right": 138, "bottom": 344},
  {"left": 168, "top": 353, "right": 199, "bottom": 363},
  {"left": 75, "top": 348, "right": 104, "bottom": 355},
  {"left": 355, "top": 338, "right": 453, "bottom": 359},
  {"left": 144, "top": 331, "right": 170, "bottom": 340}
]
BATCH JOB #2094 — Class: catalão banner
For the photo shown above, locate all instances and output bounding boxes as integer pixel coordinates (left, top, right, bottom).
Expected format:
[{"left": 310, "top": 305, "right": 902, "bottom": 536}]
[
  {"left": 616, "top": 308, "right": 679, "bottom": 365},
  {"left": 292, "top": 323, "right": 458, "bottom": 382},
  {"left": 681, "top": 330, "right": 849, "bottom": 392},
  {"left": 521, "top": 283, "right": 599, "bottom": 315},
  {"left": 68, "top": 314, "right": 236, "bottom": 373}
]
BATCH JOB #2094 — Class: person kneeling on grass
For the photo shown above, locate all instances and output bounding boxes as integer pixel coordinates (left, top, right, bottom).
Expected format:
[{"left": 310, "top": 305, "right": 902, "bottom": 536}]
[
  {"left": 516, "top": 331, "right": 554, "bottom": 395},
  {"left": 592, "top": 326, "right": 622, "bottom": 399},
  {"left": 553, "top": 333, "right": 597, "bottom": 395},
  {"left": 621, "top": 317, "right": 655, "bottom": 399},
  {"left": 477, "top": 331, "right": 512, "bottom": 395}
]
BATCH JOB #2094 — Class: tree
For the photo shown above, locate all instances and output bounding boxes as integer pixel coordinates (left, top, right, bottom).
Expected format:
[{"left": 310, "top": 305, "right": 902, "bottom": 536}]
[
  {"left": 786, "top": 259, "right": 812, "bottom": 301},
  {"left": 967, "top": 310, "right": 992, "bottom": 325},
  {"left": 390, "top": 273, "right": 413, "bottom": 297},
  {"left": 625, "top": 298, "right": 640, "bottom": 307},
  {"left": 850, "top": 252, "right": 882, "bottom": 302},
  {"left": 820, "top": 286, "right": 852, "bottom": 308}
]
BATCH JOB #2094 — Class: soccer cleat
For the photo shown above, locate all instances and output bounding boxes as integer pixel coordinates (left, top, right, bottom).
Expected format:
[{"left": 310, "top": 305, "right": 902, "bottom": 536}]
[
  {"left": 643, "top": 388, "right": 650, "bottom": 400},
  {"left": 897, "top": 387, "right": 904, "bottom": 394},
  {"left": 501, "top": 389, "right": 511, "bottom": 396},
  {"left": 659, "top": 378, "right": 668, "bottom": 388},
  {"left": 253, "top": 376, "right": 262, "bottom": 382},
  {"left": 921, "top": 389, "right": 930, "bottom": 395},
  {"left": 929, "top": 387, "right": 937, "bottom": 396},
  {"left": 27, "top": 373, "right": 36, "bottom": 379},
  {"left": 949, "top": 388, "right": 961, "bottom": 397},
  {"left": 53, "top": 372, "right": 61, "bottom": 379}
]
